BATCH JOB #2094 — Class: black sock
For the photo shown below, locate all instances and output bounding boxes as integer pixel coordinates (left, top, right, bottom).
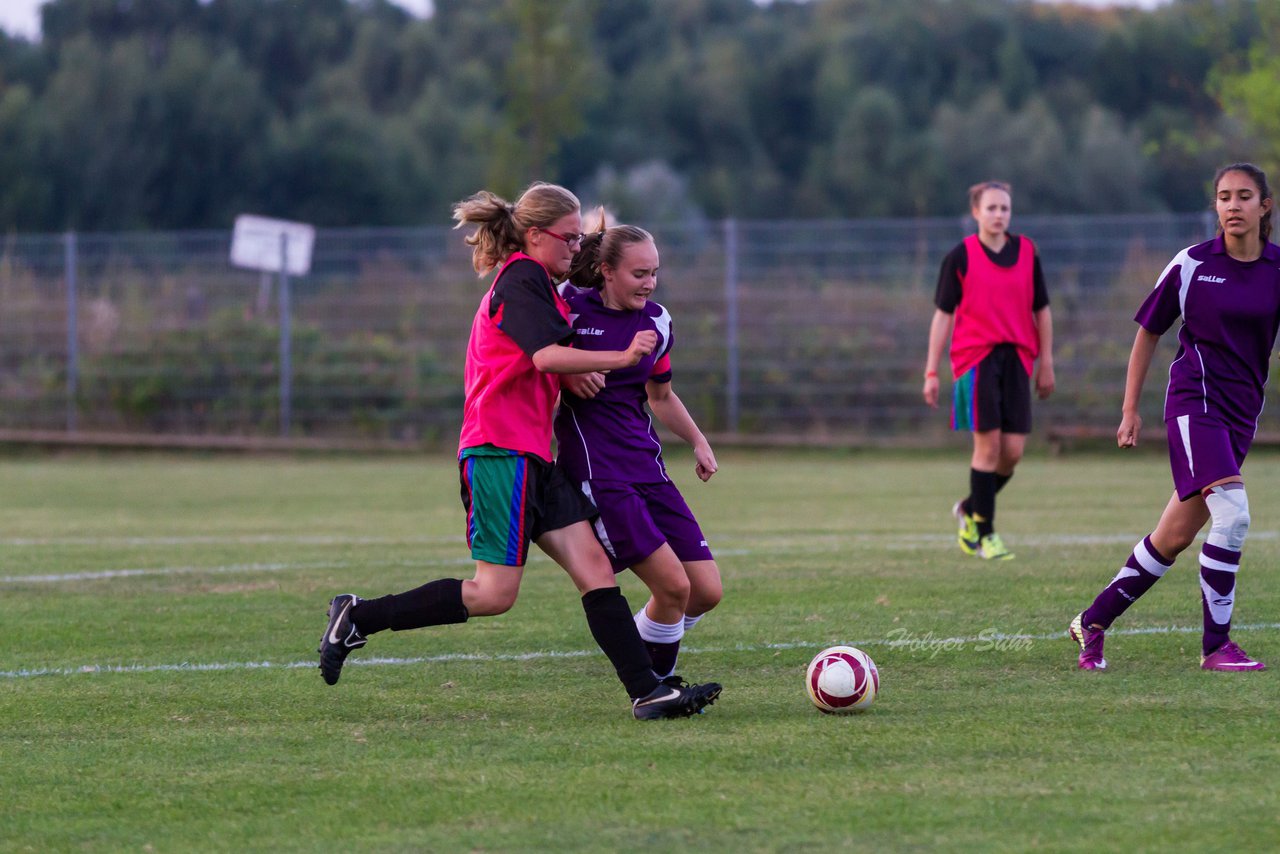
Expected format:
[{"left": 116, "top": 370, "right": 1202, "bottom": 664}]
[
  {"left": 970, "top": 468, "right": 999, "bottom": 538},
  {"left": 350, "top": 578, "right": 469, "bottom": 635},
  {"left": 581, "top": 587, "right": 659, "bottom": 700},
  {"left": 645, "top": 640, "right": 681, "bottom": 680},
  {"left": 995, "top": 471, "right": 1012, "bottom": 493}
]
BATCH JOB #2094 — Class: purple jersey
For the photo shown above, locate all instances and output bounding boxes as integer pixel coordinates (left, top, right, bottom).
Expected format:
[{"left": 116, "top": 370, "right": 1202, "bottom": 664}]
[
  {"left": 554, "top": 285, "right": 674, "bottom": 483},
  {"left": 1134, "top": 236, "right": 1280, "bottom": 433}
]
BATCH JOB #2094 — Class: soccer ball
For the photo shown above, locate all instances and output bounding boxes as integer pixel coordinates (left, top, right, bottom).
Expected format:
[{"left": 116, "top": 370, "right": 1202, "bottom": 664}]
[{"left": 805, "top": 645, "right": 879, "bottom": 713}]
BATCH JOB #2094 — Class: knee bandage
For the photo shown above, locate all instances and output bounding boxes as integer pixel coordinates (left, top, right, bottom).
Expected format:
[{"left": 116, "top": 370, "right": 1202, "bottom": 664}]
[{"left": 1205, "top": 484, "right": 1250, "bottom": 551}]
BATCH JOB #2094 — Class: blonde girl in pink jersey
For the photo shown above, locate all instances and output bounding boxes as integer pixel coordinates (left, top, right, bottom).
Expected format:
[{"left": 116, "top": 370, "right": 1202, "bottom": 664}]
[{"left": 318, "top": 182, "right": 721, "bottom": 720}]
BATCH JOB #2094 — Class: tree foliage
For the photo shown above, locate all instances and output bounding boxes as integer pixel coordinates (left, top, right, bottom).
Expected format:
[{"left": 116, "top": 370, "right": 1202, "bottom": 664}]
[
  {"left": 0, "top": 0, "right": 1271, "bottom": 231},
  {"left": 1208, "top": 1, "right": 1280, "bottom": 178}
]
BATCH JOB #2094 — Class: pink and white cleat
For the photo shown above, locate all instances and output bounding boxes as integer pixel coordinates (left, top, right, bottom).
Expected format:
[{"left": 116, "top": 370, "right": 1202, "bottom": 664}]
[
  {"left": 1069, "top": 612, "right": 1107, "bottom": 670},
  {"left": 1200, "top": 640, "right": 1266, "bottom": 672}
]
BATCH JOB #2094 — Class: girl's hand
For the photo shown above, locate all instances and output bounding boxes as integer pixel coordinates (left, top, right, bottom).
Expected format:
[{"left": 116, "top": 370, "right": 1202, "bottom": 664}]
[
  {"left": 563, "top": 372, "right": 606, "bottom": 399},
  {"left": 693, "top": 444, "right": 718, "bottom": 482},
  {"left": 923, "top": 375, "right": 940, "bottom": 408},
  {"left": 1117, "top": 412, "right": 1142, "bottom": 448},
  {"left": 621, "top": 330, "right": 658, "bottom": 366}
]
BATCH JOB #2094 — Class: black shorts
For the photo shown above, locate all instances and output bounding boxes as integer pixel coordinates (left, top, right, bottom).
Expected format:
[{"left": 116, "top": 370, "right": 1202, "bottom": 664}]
[
  {"left": 952, "top": 344, "right": 1032, "bottom": 434},
  {"left": 458, "top": 449, "right": 597, "bottom": 566}
]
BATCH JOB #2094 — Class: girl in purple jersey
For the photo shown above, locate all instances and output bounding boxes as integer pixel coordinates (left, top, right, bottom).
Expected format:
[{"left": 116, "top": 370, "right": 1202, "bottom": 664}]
[
  {"left": 556, "top": 216, "right": 724, "bottom": 680},
  {"left": 1070, "top": 163, "right": 1279, "bottom": 672}
]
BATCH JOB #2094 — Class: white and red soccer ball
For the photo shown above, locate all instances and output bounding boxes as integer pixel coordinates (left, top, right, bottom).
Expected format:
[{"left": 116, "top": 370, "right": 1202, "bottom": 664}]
[{"left": 806, "top": 645, "right": 879, "bottom": 713}]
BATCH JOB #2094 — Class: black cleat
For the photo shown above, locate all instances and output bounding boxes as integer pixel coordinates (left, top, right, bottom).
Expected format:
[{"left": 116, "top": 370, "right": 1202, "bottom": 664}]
[
  {"left": 318, "top": 593, "right": 366, "bottom": 686},
  {"left": 664, "top": 674, "right": 722, "bottom": 714},
  {"left": 632, "top": 675, "right": 723, "bottom": 720}
]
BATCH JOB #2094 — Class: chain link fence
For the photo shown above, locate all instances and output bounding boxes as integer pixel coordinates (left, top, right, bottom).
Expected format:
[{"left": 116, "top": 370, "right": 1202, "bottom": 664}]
[{"left": 0, "top": 213, "right": 1221, "bottom": 448}]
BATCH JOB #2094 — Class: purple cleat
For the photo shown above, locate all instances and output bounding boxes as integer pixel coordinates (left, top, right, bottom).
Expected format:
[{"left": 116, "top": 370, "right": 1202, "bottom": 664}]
[
  {"left": 1069, "top": 612, "right": 1107, "bottom": 670},
  {"left": 1200, "top": 640, "right": 1266, "bottom": 672}
]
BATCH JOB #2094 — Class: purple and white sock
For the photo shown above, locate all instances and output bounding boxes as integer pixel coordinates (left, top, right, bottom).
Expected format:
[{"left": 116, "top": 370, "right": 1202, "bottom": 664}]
[
  {"left": 1082, "top": 535, "right": 1171, "bottom": 629},
  {"left": 1201, "top": 484, "right": 1248, "bottom": 655},
  {"left": 1199, "top": 543, "right": 1240, "bottom": 655}
]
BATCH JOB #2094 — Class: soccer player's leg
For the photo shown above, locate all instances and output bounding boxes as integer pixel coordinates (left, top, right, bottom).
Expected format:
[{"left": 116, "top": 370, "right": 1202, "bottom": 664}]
[
  {"left": 968, "top": 429, "right": 1008, "bottom": 560},
  {"left": 538, "top": 471, "right": 721, "bottom": 717},
  {"left": 584, "top": 481, "right": 691, "bottom": 682},
  {"left": 1069, "top": 471, "right": 1208, "bottom": 671},
  {"left": 683, "top": 559, "right": 722, "bottom": 621},
  {"left": 975, "top": 348, "right": 1032, "bottom": 561},
  {"left": 318, "top": 453, "right": 524, "bottom": 685},
  {"left": 959, "top": 351, "right": 1016, "bottom": 559},
  {"left": 1199, "top": 480, "right": 1264, "bottom": 671},
  {"left": 1167, "top": 416, "right": 1265, "bottom": 670},
  {"left": 1070, "top": 530, "right": 1175, "bottom": 671},
  {"left": 641, "top": 481, "right": 721, "bottom": 679},
  {"left": 630, "top": 545, "right": 691, "bottom": 679},
  {"left": 950, "top": 366, "right": 981, "bottom": 555}
]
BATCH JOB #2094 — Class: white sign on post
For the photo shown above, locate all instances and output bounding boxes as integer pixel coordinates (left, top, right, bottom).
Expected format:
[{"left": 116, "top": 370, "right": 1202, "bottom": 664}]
[{"left": 230, "top": 214, "right": 315, "bottom": 275}]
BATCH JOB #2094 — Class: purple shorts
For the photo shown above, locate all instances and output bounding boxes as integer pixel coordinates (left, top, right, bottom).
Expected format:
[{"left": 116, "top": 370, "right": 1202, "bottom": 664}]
[
  {"left": 582, "top": 479, "right": 714, "bottom": 572},
  {"left": 1166, "top": 414, "right": 1251, "bottom": 501}
]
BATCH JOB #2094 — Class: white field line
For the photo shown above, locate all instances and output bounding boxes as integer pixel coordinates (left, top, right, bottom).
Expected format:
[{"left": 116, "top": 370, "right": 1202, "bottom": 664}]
[
  {"left": 8, "top": 531, "right": 1278, "bottom": 549},
  {"left": 4, "top": 621, "right": 1278, "bottom": 681},
  {"left": 6, "top": 527, "right": 1278, "bottom": 585},
  {"left": 0, "top": 549, "right": 755, "bottom": 585},
  {"left": 0, "top": 535, "right": 458, "bottom": 547},
  {"left": 0, "top": 557, "right": 478, "bottom": 584}
]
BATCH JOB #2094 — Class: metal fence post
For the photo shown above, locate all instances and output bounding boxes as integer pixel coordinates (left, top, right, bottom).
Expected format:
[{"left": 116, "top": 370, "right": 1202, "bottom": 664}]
[
  {"left": 278, "top": 233, "right": 292, "bottom": 436},
  {"left": 723, "top": 218, "right": 740, "bottom": 434},
  {"left": 64, "top": 231, "right": 78, "bottom": 433}
]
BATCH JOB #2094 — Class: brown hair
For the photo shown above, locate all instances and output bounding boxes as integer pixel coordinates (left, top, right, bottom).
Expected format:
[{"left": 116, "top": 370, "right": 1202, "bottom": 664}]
[
  {"left": 1214, "top": 163, "right": 1273, "bottom": 243},
  {"left": 968, "top": 180, "right": 1012, "bottom": 210},
  {"left": 451, "top": 182, "right": 580, "bottom": 275},
  {"left": 566, "top": 208, "right": 654, "bottom": 290}
]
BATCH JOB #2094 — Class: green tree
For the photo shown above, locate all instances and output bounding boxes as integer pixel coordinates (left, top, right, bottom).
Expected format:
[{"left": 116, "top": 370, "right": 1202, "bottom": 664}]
[
  {"left": 0, "top": 83, "right": 53, "bottom": 229},
  {"left": 264, "top": 102, "right": 419, "bottom": 226},
  {"left": 37, "top": 34, "right": 271, "bottom": 230},
  {"left": 1208, "top": 4, "right": 1280, "bottom": 176},
  {"left": 488, "top": 0, "right": 598, "bottom": 193},
  {"left": 1, "top": 0, "right": 1275, "bottom": 229}
]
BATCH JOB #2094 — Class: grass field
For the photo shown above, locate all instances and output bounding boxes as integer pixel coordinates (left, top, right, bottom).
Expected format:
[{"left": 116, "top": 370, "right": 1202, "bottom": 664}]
[{"left": 2, "top": 447, "right": 1278, "bottom": 852}]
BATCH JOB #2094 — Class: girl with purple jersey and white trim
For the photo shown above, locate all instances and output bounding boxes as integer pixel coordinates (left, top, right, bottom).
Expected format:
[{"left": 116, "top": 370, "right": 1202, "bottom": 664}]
[
  {"left": 1070, "top": 163, "right": 1279, "bottom": 673},
  {"left": 556, "top": 214, "right": 724, "bottom": 680}
]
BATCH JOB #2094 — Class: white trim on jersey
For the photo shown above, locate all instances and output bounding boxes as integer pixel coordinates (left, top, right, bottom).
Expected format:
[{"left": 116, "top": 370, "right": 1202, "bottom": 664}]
[
  {"left": 1193, "top": 344, "right": 1209, "bottom": 413},
  {"left": 566, "top": 406, "right": 593, "bottom": 480},
  {"left": 1151, "top": 245, "right": 1200, "bottom": 317},
  {"left": 651, "top": 302, "right": 674, "bottom": 362},
  {"left": 642, "top": 410, "right": 669, "bottom": 482}
]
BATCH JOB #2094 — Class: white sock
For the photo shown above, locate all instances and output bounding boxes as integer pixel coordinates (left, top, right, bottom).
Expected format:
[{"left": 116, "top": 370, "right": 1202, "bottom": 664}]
[{"left": 634, "top": 608, "right": 684, "bottom": 644}]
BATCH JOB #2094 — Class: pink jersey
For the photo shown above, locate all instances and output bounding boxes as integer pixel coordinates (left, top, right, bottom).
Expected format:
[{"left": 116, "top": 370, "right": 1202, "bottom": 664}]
[
  {"left": 458, "top": 252, "right": 572, "bottom": 463},
  {"left": 949, "top": 234, "right": 1040, "bottom": 377}
]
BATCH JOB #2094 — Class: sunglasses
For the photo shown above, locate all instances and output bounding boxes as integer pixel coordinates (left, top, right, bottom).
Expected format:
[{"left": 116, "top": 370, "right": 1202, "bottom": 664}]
[{"left": 541, "top": 228, "right": 584, "bottom": 248}]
